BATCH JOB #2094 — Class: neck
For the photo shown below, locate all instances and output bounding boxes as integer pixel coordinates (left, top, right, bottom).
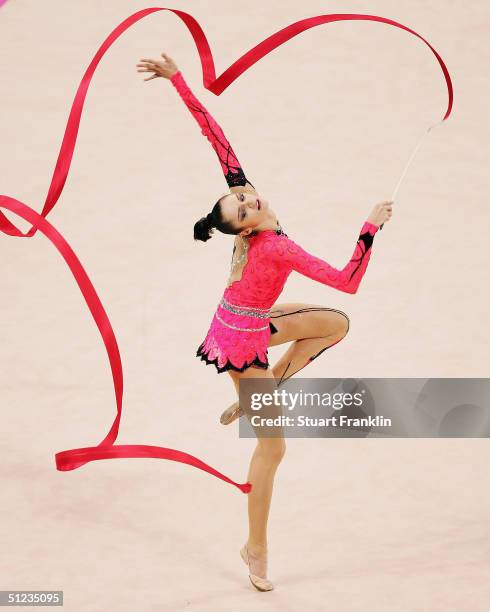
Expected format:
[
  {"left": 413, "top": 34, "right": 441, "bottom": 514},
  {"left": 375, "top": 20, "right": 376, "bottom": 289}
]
[{"left": 254, "top": 212, "right": 281, "bottom": 233}]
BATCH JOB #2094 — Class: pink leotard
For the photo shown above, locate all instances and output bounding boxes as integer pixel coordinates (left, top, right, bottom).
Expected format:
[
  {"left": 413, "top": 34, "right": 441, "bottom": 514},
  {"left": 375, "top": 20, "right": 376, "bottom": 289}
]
[
  {"left": 170, "top": 70, "right": 379, "bottom": 373},
  {"left": 223, "top": 222, "right": 379, "bottom": 308}
]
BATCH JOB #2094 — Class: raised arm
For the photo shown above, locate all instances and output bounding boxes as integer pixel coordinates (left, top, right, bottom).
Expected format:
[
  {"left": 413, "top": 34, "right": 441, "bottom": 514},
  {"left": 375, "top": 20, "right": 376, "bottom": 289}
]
[
  {"left": 271, "top": 220, "right": 380, "bottom": 294},
  {"left": 169, "top": 70, "right": 256, "bottom": 191}
]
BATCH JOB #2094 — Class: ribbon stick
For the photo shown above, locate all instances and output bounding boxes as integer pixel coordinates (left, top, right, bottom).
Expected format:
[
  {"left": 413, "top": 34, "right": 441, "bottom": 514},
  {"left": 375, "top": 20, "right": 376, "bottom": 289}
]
[
  {"left": 377, "top": 119, "right": 446, "bottom": 230},
  {"left": 0, "top": 9, "right": 453, "bottom": 493}
]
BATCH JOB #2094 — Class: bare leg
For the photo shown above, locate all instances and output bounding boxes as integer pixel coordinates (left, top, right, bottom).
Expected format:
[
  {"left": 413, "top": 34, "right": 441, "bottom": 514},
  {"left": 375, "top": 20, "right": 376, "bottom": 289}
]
[
  {"left": 246, "top": 435, "right": 285, "bottom": 555},
  {"left": 228, "top": 367, "right": 285, "bottom": 561},
  {"left": 272, "top": 332, "right": 344, "bottom": 386},
  {"left": 269, "top": 303, "right": 350, "bottom": 385},
  {"left": 241, "top": 305, "right": 348, "bottom": 548},
  {"left": 225, "top": 303, "right": 350, "bottom": 589}
]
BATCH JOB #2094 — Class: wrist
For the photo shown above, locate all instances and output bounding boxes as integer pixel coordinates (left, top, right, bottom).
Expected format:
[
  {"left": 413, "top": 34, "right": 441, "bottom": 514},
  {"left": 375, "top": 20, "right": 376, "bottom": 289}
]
[
  {"left": 170, "top": 70, "right": 181, "bottom": 83},
  {"left": 363, "top": 220, "right": 379, "bottom": 234}
]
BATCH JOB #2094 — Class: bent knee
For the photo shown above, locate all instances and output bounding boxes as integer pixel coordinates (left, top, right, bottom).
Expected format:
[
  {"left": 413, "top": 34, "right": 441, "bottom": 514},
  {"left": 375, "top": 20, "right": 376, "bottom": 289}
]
[
  {"left": 330, "top": 311, "right": 350, "bottom": 339},
  {"left": 339, "top": 312, "right": 350, "bottom": 337}
]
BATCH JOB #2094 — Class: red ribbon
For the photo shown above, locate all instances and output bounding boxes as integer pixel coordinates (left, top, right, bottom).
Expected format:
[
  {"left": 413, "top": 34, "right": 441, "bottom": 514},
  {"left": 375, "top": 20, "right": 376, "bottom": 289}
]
[{"left": 0, "top": 9, "right": 453, "bottom": 494}]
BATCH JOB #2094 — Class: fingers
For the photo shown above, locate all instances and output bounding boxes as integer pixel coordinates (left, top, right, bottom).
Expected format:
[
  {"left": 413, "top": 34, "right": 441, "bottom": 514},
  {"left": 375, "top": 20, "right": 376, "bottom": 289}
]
[
  {"left": 138, "top": 53, "right": 169, "bottom": 65},
  {"left": 136, "top": 66, "right": 159, "bottom": 79},
  {"left": 375, "top": 201, "right": 393, "bottom": 230},
  {"left": 379, "top": 200, "right": 393, "bottom": 224},
  {"left": 379, "top": 200, "right": 393, "bottom": 210},
  {"left": 136, "top": 54, "right": 174, "bottom": 82},
  {"left": 137, "top": 52, "right": 170, "bottom": 66},
  {"left": 137, "top": 58, "right": 161, "bottom": 81}
]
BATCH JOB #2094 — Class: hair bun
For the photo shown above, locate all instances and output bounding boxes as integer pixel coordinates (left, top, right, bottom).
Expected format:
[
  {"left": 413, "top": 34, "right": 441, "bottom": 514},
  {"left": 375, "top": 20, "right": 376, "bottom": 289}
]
[{"left": 194, "top": 214, "right": 214, "bottom": 242}]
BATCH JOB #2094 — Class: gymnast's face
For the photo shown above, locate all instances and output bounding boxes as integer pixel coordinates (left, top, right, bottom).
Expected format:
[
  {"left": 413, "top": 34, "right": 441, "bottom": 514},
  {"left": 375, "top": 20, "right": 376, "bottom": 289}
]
[{"left": 219, "top": 191, "right": 270, "bottom": 236}]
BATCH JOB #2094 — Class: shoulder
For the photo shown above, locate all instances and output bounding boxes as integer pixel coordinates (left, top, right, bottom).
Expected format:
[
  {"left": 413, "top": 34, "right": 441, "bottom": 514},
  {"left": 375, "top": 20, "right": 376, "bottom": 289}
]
[
  {"left": 261, "top": 233, "right": 310, "bottom": 267},
  {"left": 256, "top": 231, "right": 291, "bottom": 257}
]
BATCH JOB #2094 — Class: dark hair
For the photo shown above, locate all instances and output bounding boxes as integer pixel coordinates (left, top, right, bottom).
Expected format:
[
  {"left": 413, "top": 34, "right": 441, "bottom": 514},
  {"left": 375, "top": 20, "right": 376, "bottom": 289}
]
[{"left": 194, "top": 195, "right": 239, "bottom": 242}]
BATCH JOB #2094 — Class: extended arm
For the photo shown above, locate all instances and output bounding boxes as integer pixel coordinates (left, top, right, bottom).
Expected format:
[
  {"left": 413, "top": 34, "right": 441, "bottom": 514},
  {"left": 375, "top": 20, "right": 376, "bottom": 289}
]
[
  {"left": 273, "top": 220, "right": 380, "bottom": 294},
  {"left": 170, "top": 71, "right": 256, "bottom": 191}
]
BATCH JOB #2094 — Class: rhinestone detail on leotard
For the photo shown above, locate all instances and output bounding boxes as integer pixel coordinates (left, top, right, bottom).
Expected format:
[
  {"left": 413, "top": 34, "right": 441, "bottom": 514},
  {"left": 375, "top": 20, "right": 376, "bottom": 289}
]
[
  {"left": 219, "top": 297, "right": 272, "bottom": 318},
  {"left": 215, "top": 310, "right": 270, "bottom": 332}
]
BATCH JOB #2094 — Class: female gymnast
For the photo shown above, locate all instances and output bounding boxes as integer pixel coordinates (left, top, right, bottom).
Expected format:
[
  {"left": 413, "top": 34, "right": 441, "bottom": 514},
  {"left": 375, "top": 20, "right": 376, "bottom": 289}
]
[{"left": 137, "top": 52, "right": 392, "bottom": 591}]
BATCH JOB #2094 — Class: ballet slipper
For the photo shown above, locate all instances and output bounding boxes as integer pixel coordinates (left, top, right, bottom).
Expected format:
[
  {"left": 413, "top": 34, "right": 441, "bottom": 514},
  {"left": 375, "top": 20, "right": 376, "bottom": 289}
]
[
  {"left": 220, "top": 401, "right": 243, "bottom": 425},
  {"left": 240, "top": 543, "right": 274, "bottom": 591}
]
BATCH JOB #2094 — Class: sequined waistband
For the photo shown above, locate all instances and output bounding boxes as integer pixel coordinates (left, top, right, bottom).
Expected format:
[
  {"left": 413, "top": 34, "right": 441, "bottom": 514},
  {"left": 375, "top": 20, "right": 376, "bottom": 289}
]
[
  {"left": 219, "top": 297, "right": 271, "bottom": 319},
  {"left": 216, "top": 297, "right": 272, "bottom": 332}
]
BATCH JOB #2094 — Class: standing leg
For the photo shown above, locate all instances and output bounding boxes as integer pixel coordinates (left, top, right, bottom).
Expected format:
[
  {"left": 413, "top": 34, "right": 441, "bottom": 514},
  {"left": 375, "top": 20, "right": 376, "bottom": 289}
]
[{"left": 228, "top": 366, "right": 285, "bottom": 590}]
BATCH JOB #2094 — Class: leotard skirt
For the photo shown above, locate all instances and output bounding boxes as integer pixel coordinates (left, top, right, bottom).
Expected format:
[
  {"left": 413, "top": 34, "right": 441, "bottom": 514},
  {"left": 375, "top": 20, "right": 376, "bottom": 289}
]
[{"left": 196, "top": 296, "right": 279, "bottom": 374}]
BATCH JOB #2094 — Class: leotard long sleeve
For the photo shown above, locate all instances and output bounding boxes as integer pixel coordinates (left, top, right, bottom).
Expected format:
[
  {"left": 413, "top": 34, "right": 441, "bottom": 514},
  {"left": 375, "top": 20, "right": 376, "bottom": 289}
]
[
  {"left": 170, "top": 70, "right": 254, "bottom": 189},
  {"left": 268, "top": 220, "right": 379, "bottom": 294},
  {"left": 221, "top": 219, "right": 380, "bottom": 311}
]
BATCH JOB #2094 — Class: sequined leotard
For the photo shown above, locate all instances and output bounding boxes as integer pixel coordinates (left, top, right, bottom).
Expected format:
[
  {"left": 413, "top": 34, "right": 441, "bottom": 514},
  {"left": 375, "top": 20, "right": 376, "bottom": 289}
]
[{"left": 170, "top": 70, "right": 380, "bottom": 373}]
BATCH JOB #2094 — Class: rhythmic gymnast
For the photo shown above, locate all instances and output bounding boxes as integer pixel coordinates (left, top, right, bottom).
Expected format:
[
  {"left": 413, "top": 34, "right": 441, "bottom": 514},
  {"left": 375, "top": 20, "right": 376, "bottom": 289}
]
[{"left": 136, "top": 52, "right": 392, "bottom": 591}]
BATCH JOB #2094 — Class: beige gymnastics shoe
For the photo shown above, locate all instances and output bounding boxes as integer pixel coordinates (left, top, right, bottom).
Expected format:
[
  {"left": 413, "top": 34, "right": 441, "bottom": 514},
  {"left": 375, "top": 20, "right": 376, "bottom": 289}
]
[
  {"left": 240, "top": 543, "right": 274, "bottom": 591},
  {"left": 220, "top": 401, "right": 243, "bottom": 425}
]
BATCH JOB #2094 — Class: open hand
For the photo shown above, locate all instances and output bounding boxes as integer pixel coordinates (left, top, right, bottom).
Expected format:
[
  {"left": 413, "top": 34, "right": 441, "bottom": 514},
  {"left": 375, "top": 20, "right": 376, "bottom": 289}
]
[{"left": 136, "top": 52, "right": 179, "bottom": 81}]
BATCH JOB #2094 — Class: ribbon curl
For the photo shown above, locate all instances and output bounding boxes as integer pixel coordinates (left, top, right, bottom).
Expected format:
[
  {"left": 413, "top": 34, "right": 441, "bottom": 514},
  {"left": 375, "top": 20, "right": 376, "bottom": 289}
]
[{"left": 0, "top": 9, "right": 453, "bottom": 494}]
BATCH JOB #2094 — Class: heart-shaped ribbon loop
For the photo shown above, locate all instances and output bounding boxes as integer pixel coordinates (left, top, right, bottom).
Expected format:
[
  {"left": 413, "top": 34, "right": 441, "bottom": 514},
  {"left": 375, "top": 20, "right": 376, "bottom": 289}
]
[{"left": 0, "top": 8, "right": 453, "bottom": 493}]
